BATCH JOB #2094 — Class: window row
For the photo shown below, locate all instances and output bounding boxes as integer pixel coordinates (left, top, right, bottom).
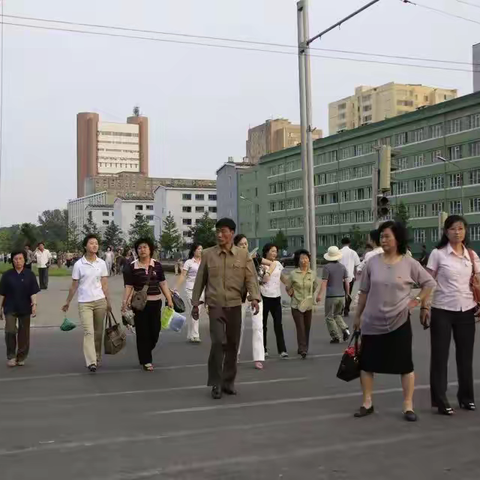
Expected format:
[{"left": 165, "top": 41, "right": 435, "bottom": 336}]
[
  {"left": 269, "top": 179, "right": 303, "bottom": 194},
  {"left": 407, "top": 199, "right": 480, "bottom": 218},
  {"left": 182, "top": 193, "right": 217, "bottom": 201},
  {"left": 269, "top": 216, "right": 304, "bottom": 230},
  {"left": 269, "top": 197, "right": 303, "bottom": 212},
  {"left": 416, "top": 225, "right": 480, "bottom": 243},
  {"left": 316, "top": 210, "right": 373, "bottom": 226},
  {"left": 98, "top": 131, "right": 139, "bottom": 137},
  {"left": 98, "top": 162, "right": 138, "bottom": 169},
  {"left": 134, "top": 205, "right": 153, "bottom": 211},
  {"left": 181, "top": 206, "right": 217, "bottom": 214},
  {"left": 314, "top": 164, "right": 374, "bottom": 185},
  {"left": 268, "top": 159, "right": 302, "bottom": 176}
]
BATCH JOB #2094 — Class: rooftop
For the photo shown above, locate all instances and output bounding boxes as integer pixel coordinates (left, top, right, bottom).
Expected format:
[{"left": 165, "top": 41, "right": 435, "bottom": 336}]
[
  {"left": 85, "top": 204, "right": 114, "bottom": 209},
  {"left": 115, "top": 195, "right": 154, "bottom": 201}
]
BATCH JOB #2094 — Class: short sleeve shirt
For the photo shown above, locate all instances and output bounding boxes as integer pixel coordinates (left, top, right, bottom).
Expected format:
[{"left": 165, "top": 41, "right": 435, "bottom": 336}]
[
  {"left": 72, "top": 256, "right": 108, "bottom": 303},
  {"left": 260, "top": 261, "right": 284, "bottom": 298},
  {"left": 123, "top": 259, "right": 166, "bottom": 296},
  {"left": 322, "top": 262, "right": 348, "bottom": 297},
  {"left": 0, "top": 268, "right": 40, "bottom": 315},
  {"left": 183, "top": 258, "right": 201, "bottom": 291}
]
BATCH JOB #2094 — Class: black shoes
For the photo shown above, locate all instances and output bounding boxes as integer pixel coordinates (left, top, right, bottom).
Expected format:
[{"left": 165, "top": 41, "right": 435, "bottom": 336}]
[
  {"left": 330, "top": 338, "right": 340, "bottom": 344},
  {"left": 87, "top": 364, "right": 97, "bottom": 373},
  {"left": 354, "top": 405, "right": 374, "bottom": 418},
  {"left": 403, "top": 410, "right": 418, "bottom": 422},
  {"left": 222, "top": 386, "right": 237, "bottom": 396},
  {"left": 342, "top": 329, "right": 351, "bottom": 342},
  {"left": 459, "top": 401, "right": 476, "bottom": 411},
  {"left": 211, "top": 386, "right": 222, "bottom": 400}
]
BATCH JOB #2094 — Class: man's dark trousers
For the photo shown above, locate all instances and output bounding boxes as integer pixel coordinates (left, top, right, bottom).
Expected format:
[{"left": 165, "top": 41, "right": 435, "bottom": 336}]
[
  {"left": 344, "top": 278, "right": 355, "bottom": 315},
  {"left": 38, "top": 268, "right": 48, "bottom": 290},
  {"left": 208, "top": 306, "right": 242, "bottom": 389}
]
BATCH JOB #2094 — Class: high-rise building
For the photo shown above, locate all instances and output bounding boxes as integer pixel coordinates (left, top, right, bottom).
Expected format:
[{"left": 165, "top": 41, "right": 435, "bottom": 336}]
[
  {"left": 329, "top": 83, "right": 458, "bottom": 135},
  {"left": 474, "top": 43, "right": 480, "bottom": 93},
  {"left": 246, "top": 119, "right": 322, "bottom": 164},
  {"left": 77, "top": 112, "right": 149, "bottom": 197}
]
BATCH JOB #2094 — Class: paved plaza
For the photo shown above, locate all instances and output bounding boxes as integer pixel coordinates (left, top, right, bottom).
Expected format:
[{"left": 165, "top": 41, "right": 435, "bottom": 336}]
[{"left": 0, "top": 275, "right": 479, "bottom": 479}]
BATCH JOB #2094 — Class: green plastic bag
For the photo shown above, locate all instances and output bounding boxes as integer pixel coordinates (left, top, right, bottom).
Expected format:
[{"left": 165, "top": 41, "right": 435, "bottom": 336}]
[
  {"left": 161, "top": 307, "right": 175, "bottom": 330},
  {"left": 60, "top": 317, "right": 77, "bottom": 332}
]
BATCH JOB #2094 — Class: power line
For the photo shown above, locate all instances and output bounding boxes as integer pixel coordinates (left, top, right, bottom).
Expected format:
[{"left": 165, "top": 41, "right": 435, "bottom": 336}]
[
  {"left": 402, "top": 0, "right": 480, "bottom": 25},
  {"left": 3, "top": 13, "right": 477, "bottom": 67},
  {"left": 1, "top": 20, "right": 474, "bottom": 74},
  {"left": 456, "top": 0, "right": 480, "bottom": 9}
]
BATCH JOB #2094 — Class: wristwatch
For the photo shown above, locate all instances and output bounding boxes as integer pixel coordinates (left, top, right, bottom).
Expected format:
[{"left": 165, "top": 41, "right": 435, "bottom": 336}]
[{"left": 415, "top": 296, "right": 421, "bottom": 303}]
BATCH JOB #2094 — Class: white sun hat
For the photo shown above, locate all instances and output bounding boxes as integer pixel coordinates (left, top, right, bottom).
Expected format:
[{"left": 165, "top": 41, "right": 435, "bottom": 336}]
[{"left": 324, "top": 246, "right": 343, "bottom": 262}]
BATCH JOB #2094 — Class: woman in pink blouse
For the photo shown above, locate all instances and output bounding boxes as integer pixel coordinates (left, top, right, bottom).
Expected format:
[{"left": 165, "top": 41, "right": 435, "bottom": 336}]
[{"left": 427, "top": 215, "right": 480, "bottom": 415}]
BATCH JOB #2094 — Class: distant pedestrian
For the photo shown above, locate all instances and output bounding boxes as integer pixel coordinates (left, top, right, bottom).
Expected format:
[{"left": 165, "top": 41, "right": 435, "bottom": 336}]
[
  {"left": 24, "top": 245, "right": 35, "bottom": 270},
  {"left": 356, "top": 229, "right": 382, "bottom": 277},
  {"left": 286, "top": 249, "right": 318, "bottom": 358},
  {"left": 174, "top": 243, "right": 204, "bottom": 343},
  {"left": 122, "top": 238, "right": 174, "bottom": 371},
  {"left": 62, "top": 235, "right": 112, "bottom": 373},
  {"left": 191, "top": 218, "right": 260, "bottom": 399},
  {"left": 105, "top": 247, "right": 115, "bottom": 276},
  {"left": 317, "top": 246, "right": 350, "bottom": 344},
  {"left": 419, "top": 244, "right": 429, "bottom": 268},
  {"left": 34, "top": 242, "right": 52, "bottom": 290},
  {"left": 353, "top": 221, "right": 435, "bottom": 422},
  {"left": 339, "top": 237, "right": 360, "bottom": 316},
  {"left": 0, "top": 250, "right": 40, "bottom": 367},
  {"left": 426, "top": 215, "right": 480, "bottom": 415},
  {"left": 174, "top": 251, "right": 183, "bottom": 275}
]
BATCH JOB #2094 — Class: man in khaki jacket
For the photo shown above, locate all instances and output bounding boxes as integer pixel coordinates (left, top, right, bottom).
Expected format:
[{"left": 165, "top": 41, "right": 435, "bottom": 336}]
[{"left": 192, "top": 218, "right": 260, "bottom": 399}]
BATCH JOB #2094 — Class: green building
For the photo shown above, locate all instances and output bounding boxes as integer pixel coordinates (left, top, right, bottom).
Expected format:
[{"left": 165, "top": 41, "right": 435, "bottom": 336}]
[{"left": 238, "top": 91, "right": 480, "bottom": 255}]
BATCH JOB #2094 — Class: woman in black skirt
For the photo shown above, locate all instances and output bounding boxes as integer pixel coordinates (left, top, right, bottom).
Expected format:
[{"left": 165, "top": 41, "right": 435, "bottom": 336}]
[{"left": 353, "top": 222, "right": 436, "bottom": 422}]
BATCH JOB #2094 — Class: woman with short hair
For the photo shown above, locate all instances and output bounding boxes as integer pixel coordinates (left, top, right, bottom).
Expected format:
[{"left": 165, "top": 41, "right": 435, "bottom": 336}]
[
  {"left": 122, "top": 238, "right": 174, "bottom": 371},
  {"left": 426, "top": 215, "right": 480, "bottom": 415},
  {"left": 354, "top": 221, "right": 436, "bottom": 421}
]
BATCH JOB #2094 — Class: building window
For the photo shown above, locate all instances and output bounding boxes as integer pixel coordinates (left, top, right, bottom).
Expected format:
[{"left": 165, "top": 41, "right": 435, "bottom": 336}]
[
  {"left": 431, "top": 229, "right": 439, "bottom": 243},
  {"left": 338, "top": 102, "right": 347, "bottom": 110},
  {"left": 394, "top": 132, "right": 407, "bottom": 147},
  {"left": 394, "top": 181, "right": 409, "bottom": 195},
  {"left": 450, "top": 200, "right": 462, "bottom": 215},
  {"left": 410, "top": 128, "right": 425, "bottom": 143},
  {"left": 430, "top": 124, "right": 443, "bottom": 139},
  {"left": 446, "top": 118, "right": 463, "bottom": 135},
  {"left": 470, "top": 114, "right": 480, "bottom": 129},
  {"left": 182, "top": 206, "right": 192, "bottom": 213},
  {"left": 102, "top": 220, "right": 109, "bottom": 226},
  {"left": 430, "top": 176, "right": 444, "bottom": 190},
  {"left": 470, "top": 141, "right": 480, "bottom": 157},
  {"left": 182, "top": 194, "right": 192, "bottom": 200},
  {"left": 470, "top": 225, "right": 480, "bottom": 241},
  {"left": 414, "top": 229, "right": 426, "bottom": 244},
  {"left": 209, "top": 206, "right": 217, "bottom": 213},
  {"left": 397, "top": 157, "right": 408, "bottom": 170},
  {"left": 363, "top": 115, "right": 372, "bottom": 123},
  {"left": 470, "top": 169, "right": 480, "bottom": 185},
  {"left": 432, "top": 202, "right": 444, "bottom": 216},
  {"left": 449, "top": 173, "right": 462, "bottom": 188},
  {"left": 195, "top": 194, "right": 205, "bottom": 201},
  {"left": 146, "top": 205, "right": 153, "bottom": 211},
  {"left": 135, "top": 205, "right": 143, "bottom": 211},
  {"left": 195, "top": 206, "right": 204, "bottom": 213},
  {"left": 413, "top": 179, "right": 426, "bottom": 192},
  {"left": 146, "top": 215, "right": 154, "bottom": 221},
  {"left": 413, "top": 154, "right": 425, "bottom": 168},
  {"left": 413, "top": 204, "right": 426, "bottom": 218},
  {"left": 183, "top": 218, "right": 192, "bottom": 225},
  {"left": 470, "top": 198, "right": 480, "bottom": 213},
  {"left": 182, "top": 231, "right": 192, "bottom": 237},
  {"left": 431, "top": 149, "right": 443, "bottom": 162},
  {"left": 362, "top": 105, "right": 372, "bottom": 112},
  {"left": 102, "top": 212, "right": 110, "bottom": 217},
  {"left": 448, "top": 145, "right": 463, "bottom": 160},
  {"left": 208, "top": 194, "right": 217, "bottom": 201}
]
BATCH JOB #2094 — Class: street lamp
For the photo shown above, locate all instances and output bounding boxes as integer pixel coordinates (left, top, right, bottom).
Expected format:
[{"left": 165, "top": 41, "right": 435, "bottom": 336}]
[{"left": 240, "top": 195, "right": 258, "bottom": 247}]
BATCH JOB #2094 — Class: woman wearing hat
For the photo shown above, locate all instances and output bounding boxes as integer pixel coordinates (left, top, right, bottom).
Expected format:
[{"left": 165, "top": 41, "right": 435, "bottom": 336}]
[
  {"left": 286, "top": 249, "right": 319, "bottom": 358},
  {"left": 317, "top": 246, "right": 351, "bottom": 344}
]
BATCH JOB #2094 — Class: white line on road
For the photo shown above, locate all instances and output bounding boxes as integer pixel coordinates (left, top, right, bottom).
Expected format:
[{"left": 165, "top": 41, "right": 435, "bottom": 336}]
[
  {"left": 0, "top": 377, "right": 308, "bottom": 403},
  {"left": 148, "top": 379, "right": 480, "bottom": 415},
  {"left": 0, "top": 352, "right": 340, "bottom": 383}
]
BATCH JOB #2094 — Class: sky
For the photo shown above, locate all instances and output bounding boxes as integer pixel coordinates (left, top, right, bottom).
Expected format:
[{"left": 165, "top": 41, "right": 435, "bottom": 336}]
[{"left": 0, "top": 0, "right": 479, "bottom": 226}]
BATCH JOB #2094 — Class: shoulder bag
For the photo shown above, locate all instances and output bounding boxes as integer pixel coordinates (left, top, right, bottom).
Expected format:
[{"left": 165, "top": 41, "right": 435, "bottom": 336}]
[
  {"left": 131, "top": 266, "right": 154, "bottom": 312},
  {"left": 467, "top": 249, "right": 480, "bottom": 308},
  {"left": 298, "top": 272, "right": 314, "bottom": 313},
  {"left": 104, "top": 311, "right": 126, "bottom": 355},
  {"left": 337, "top": 331, "right": 361, "bottom": 382}
]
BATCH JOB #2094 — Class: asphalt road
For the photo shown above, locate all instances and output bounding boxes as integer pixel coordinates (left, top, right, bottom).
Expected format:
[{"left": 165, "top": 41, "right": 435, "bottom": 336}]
[{"left": 0, "top": 276, "right": 479, "bottom": 479}]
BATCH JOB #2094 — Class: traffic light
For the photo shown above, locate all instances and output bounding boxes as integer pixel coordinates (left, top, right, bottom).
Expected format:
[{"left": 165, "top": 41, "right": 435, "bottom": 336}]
[
  {"left": 378, "top": 196, "right": 390, "bottom": 217},
  {"left": 379, "top": 145, "right": 391, "bottom": 191}
]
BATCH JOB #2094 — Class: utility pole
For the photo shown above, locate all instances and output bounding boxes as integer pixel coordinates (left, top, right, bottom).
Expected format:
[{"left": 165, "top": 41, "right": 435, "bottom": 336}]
[{"left": 297, "top": 0, "right": 381, "bottom": 270}]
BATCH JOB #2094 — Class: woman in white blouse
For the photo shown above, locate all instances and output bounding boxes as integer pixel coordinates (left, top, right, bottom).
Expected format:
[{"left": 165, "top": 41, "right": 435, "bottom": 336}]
[
  {"left": 174, "top": 243, "right": 203, "bottom": 343},
  {"left": 426, "top": 215, "right": 480, "bottom": 415}
]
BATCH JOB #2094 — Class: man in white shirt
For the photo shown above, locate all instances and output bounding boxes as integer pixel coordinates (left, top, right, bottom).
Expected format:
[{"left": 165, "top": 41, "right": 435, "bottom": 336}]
[
  {"left": 34, "top": 242, "right": 52, "bottom": 290},
  {"left": 357, "top": 229, "right": 383, "bottom": 276},
  {"left": 339, "top": 237, "right": 360, "bottom": 316}
]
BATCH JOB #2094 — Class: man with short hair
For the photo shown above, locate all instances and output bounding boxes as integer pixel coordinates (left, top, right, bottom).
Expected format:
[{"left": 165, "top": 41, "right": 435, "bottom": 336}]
[
  {"left": 34, "top": 242, "right": 52, "bottom": 290},
  {"left": 357, "top": 229, "right": 383, "bottom": 276},
  {"left": 192, "top": 218, "right": 260, "bottom": 399},
  {"left": 24, "top": 245, "right": 35, "bottom": 270},
  {"left": 339, "top": 237, "right": 360, "bottom": 317}
]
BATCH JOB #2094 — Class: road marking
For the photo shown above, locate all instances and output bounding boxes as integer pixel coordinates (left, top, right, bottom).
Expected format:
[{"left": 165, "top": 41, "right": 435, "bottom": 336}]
[
  {"left": 0, "top": 352, "right": 340, "bottom": 383},
  {"left": 148, "top": 379, "right": 480, "bottom": 415},
  {"left": 92, "top": 426, "right": 480, "bottom": 479},
  {"left": 0, "top": 377, "right": 307, "bottom": 403},
  {"left": 0, "top": 411, "right": 347, "bottom": 456}
]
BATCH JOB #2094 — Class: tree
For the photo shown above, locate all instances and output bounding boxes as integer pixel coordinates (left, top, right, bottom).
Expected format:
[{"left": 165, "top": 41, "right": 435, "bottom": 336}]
[
  {"left": 128, "top": 214, "right": 154, "bottom": 244},
  {"left": 65, "top": 222, "right": 80, "bottom": 252},
  {"left": 0, "top": 229, "right": 13, "bottom": 253},
  {"left": 271, "top": 230, "right": 288, "bottom": 251},
  {"left": 347, "top": 225, "right": 364, "bottom": 251},
  {"left": 17, "top": 223, "right": 40, "bottom": 248},
  {"left": 189, "top": 212, "right": 216, "bottom": 248},
  {"left": 160, "top": 214, "right": 182, "bottom": 254},
  {"left": 38, "top": 209, "right": 69, "bottom": 251},
  {"left": 82, "top": 214, "right": 100, "bottom": 237},
  {"left": 394, "top": 201, "right": 410, "bottom": 227},
  {"left": 103, "top": 222, "right": 124, "bottom": 251}
]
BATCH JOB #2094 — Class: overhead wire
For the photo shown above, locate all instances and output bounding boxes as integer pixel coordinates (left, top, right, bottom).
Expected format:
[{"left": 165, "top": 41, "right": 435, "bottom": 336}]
[
  {"left": 2, "top": 13, "right": 478, "bottom": 67},
  {"left": 1, "top": 20, "right": 474, "bottom": 74},
  {"left": 401, "top": 0, "right": 480, "bottom": 25},
  {"left": 456, "top": 0, "right": 480, "bottom": 9}
]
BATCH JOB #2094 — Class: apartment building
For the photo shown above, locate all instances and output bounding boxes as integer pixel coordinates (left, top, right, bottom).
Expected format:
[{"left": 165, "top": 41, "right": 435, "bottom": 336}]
[
  {"left": 113, "top": 196, "right": 155, "bottom": 241},
  {"left": 329, "top": 83, "right": 457, "bottom": 135},
  {"left": 67, "top": 191, "right": 109, "bottom": 236},
  {"left": 84, "top": 205, "right": 114, "bottom": 235}
]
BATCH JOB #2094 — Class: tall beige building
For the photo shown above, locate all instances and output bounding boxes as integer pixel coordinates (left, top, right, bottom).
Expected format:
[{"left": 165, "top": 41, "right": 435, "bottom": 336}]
[
  {"left": 329, "top": 83, "right": 458, "bottom": 135},
  {"left": 246, "top": 118, "right": 322, "bottom": 164}
]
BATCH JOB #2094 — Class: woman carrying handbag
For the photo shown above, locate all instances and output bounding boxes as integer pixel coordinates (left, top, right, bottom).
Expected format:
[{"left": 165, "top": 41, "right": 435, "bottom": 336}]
[
  {"left": 122, "top": 238, "right": 174, "bottom": 371},
  {"left": 426, "top": 215, "right": 480, "bottom": 415}
]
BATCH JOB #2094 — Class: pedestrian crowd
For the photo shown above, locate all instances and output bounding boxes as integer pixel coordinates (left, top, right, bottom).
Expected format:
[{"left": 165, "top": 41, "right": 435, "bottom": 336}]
[{"left": 0, "top": 215, "right": 479, "bottom": 422}]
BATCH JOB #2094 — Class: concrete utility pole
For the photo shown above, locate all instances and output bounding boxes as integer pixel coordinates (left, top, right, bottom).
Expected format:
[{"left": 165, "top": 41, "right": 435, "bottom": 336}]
[{"left": 297, "top": 0, "right": 381, "bottom": 271}]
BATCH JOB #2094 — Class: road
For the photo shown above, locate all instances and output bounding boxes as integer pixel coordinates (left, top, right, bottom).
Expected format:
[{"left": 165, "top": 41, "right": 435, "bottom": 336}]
[{"left": 0, "top": 275, "right": 479, "bottom": 479}]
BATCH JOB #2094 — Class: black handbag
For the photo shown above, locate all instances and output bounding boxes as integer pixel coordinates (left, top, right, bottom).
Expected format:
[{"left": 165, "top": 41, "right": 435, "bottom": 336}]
[
  {"left": 336, "top": 331, "right": 361, "bottom": 382},
  {"left": 171, "top": 290, "right": 186, "bottom": 313}
]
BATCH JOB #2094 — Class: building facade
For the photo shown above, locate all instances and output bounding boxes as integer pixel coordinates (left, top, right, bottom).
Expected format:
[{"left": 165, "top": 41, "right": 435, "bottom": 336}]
[
  {"left": 154, "top": 185, "right": 217, "bottom": 244},
  {"left": 77, "top": 112, "right": 149, "bottom": 197},
  {"left": 216, "top": 159, "right": 253, "bottom": 227},
  {"left": 246, "top": 118, "right": 322, "bottom": 165},
  {"left": 239, "top": 91, "right": 480, "bottom": 255},
  {"left": 85, "top": 204, "right": 114, "bottom": 235},
  {"left": 113, "top": 196, "right": 155, "bottom": 241},
  {"left": 474, "top": 43, "right": 480, "bottom": 93},
  {"left": 68, "top": 191, "right": 108, "bottom": 236},
  {"left": 329, "top": 83, "right": 458, "bottom": 135}
]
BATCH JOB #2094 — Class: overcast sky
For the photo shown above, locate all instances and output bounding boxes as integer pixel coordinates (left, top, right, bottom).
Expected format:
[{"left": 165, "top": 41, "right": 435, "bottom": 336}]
[{"left": 1, "top": 0, "right": 478, "bottom": 226}]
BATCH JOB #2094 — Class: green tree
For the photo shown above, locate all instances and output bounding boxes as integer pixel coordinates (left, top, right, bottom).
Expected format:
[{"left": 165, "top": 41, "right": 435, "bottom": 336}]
[
  {"left": 189, "top": 212, "right": 216, "bottom": 248},
  {"left": 394, "top": 201, "right": 410, "bottom": 227},
  {"left": 18, "top": 223, "right": 40, "bottom": 248},
  {"left": 103, "top": 222, "right": 124, "bottom": 251},
  {"left": 82, "top": 214, "right": 100, "bottom": 237},
  {"left": 65, "top": 222, "right": 80, "bottom": 252},
  {"left": 160, "top": 213, "right": 182, "bottom": 254},
  {"left": 271, "top": 230, "right": 288, "bottom": 251},
  {"left": 347, "top": 225, "right": 364, "bottom": 251},
  {"left": 38, "top": 209, "right": 69, "bottom": 251},
  {"left": 128, "top": 214, "right": 154, "bottom": 243},
  {"left": 0, "top": 229, "right": 13, "bottom": 253}
]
